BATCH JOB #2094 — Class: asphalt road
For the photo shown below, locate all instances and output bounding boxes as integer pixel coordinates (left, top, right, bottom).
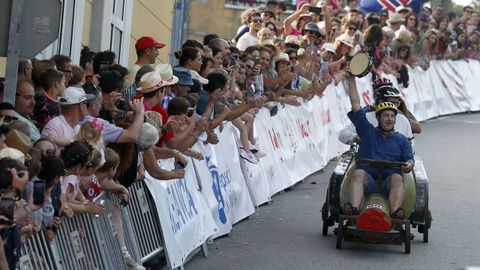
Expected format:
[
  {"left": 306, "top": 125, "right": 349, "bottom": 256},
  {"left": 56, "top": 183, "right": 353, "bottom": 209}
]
[{"left": 186, "top": 113, "right": 480, "bottom": 270}]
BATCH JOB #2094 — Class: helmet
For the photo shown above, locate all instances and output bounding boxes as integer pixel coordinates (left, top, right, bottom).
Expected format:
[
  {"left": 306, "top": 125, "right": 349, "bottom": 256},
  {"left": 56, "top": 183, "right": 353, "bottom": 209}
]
[
  {"left": 373, "top": 77, "right": 401, "bottom": 102},
  {"left": 375, "top": 102, "right": 398, "bottom": 116},
  {"left": 303, "top": 22, "right": 320, "bottom": 33}
]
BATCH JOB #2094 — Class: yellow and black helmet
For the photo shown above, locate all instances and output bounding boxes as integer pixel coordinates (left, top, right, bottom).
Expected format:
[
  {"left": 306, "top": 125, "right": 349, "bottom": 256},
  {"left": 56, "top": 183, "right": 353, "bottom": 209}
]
[{"left": 375, "top": 102, "right": 398, "bottom": 115}]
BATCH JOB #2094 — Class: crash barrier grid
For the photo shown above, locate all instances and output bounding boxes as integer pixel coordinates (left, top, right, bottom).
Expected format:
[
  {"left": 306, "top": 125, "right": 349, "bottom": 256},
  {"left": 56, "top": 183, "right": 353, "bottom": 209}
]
[
  {"left": 15, "top": 60, "right": 479, "bottom": 269},
  {"left": 51, "top": 192, "right": 127, "bottom": 270},
  {"left": 17, "top": 229, "right": 56, "bottom": 270},
  {"left": 104, "top": 180, "right": 165, "bottom": 263}
]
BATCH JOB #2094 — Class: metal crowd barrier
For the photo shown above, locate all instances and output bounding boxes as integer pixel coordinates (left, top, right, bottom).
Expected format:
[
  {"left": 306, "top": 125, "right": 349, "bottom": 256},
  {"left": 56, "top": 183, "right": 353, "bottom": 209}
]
[
  {"left": 51, "top": 192, "right": 127, "bottom": 270},
  {"left": 17, "top": 230, "right": 56, "bottom": 270},
  {"left": 16, "top": 180, "right": 166, "bottom": 270},
  {"left": 105, "top": 180, "right": 165, "bottom": 263}
]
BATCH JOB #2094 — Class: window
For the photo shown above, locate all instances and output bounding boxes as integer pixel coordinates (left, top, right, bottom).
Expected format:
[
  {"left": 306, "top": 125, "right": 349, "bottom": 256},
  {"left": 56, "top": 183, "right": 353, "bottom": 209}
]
[
  {"left": 36, "top": 0, "right": 85, "bottom": 63},
  {"left": 90, "top": 0, "right": 133, "bottom": 66}
]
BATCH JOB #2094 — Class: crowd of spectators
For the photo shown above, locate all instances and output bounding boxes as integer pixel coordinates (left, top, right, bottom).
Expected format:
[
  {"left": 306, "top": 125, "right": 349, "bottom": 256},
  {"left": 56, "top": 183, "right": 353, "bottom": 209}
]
[{"left": 0, "top": 0, "right": 477, "bottom": 269}]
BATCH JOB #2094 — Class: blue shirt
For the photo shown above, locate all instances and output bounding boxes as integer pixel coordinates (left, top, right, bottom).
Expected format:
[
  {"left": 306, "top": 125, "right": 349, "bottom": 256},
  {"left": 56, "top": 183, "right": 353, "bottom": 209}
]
[{"left": 348, "top": 109, "right": 413, "bottom": 175}]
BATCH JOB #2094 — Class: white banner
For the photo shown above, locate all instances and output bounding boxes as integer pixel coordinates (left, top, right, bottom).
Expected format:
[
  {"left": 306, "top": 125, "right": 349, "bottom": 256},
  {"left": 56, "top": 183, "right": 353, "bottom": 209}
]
[
  {"left": 191, "top": 123, "right": 255, "bottom": 239},
  {"left": 144, "top": 160, "right": 217, "bottom": 269}
]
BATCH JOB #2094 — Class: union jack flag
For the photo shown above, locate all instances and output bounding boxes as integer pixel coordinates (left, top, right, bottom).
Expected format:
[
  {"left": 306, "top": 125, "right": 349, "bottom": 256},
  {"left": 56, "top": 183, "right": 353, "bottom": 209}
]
[{"left": 359, "top": 0, "right": 426, "bottom": 13}]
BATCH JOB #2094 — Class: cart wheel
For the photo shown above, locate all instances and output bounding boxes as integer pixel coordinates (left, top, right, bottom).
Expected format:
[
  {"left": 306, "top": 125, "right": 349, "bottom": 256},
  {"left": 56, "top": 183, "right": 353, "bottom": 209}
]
[
  {"left": 336, "top": 216, "right": 344, "bottom": 249},
  {"left": 404, "top": 220, "right": 411, "bottom": 254},
  {"left": 422, "top": 226, "right": 428, "bottom": 243}
]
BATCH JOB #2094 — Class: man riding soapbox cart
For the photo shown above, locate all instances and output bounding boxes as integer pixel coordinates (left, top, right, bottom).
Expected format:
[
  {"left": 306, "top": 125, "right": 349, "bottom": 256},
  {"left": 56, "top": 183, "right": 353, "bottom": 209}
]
[{"left": 321, "top": 146, "right": 432, "bottom": 254}]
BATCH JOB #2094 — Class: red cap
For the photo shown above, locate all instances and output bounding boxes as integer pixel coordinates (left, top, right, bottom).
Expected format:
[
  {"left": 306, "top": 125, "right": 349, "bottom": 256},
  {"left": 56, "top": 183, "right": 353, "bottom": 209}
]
[{"left": 135, "top": 36, "right": 165, "bottom": 51}]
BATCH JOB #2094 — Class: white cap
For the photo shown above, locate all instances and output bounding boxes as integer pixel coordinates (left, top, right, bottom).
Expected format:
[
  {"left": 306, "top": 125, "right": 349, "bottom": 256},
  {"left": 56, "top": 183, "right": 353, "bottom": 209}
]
[
  {"left": 321, "top": 43, "right": 336, "bottom": 54},
  {"left": 60, "top": 86, "right": 95, "bottom": 105}
]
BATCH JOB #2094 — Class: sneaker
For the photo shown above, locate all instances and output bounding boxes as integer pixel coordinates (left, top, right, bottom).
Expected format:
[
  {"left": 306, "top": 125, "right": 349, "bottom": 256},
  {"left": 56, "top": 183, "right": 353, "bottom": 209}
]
[
  {"left": 250, "top": 144, "right": 267, "bottom": 158},
  {"left": 240, "top": 149, "right": 258, "bottom": 164}
]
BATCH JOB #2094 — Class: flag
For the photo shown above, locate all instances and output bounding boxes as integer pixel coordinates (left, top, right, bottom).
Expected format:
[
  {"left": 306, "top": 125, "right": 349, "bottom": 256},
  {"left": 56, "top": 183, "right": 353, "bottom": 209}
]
[{"left": 359, "top": 0, "right": 426, "bottom": 13}]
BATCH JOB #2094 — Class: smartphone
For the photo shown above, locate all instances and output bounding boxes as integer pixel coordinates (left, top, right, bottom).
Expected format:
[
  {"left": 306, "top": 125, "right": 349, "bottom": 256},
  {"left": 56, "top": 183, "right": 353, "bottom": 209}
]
[
  {"left": 116, "top": 99, "right": 132, "bottom": 111},
  {"left": 33, "top": 180, "right": 45, "bottom": 205},
  {"left": 175, "top": 162, "right": 185, "bottom": 170},
  {"left": 186, "top": 107, "right": 195, "bottom": 117},
  {"left": 354, "top": 33, "right": 360, "bottom": 43},
  {"left": 254, "top": 56, "right": 260, "bottom": 66},
  {"left": 230, "top": 56, "right": 237, "bottom": 67},
  {"left": 0, "top": 197, "right": 15, "bottom": 225},
  {"left": 308, "top": 6, "right": 322, "bottom": 14}
]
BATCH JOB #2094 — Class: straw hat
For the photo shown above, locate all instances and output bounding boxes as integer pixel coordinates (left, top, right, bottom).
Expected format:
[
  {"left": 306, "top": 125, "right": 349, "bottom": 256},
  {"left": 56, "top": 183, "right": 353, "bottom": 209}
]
[
  {"left": 387, "top": 12, "right": 404, "bottom": 25},
  {"left": 335, "top": 34, "right": 353, "bottom": 48},
  {"left": 274, "top": 52, "right": 290, "bottom": 64},
  {"left": 5, "top": 129, "right": 31, "bottom": 154},
  {"left": 137, "top": 64, "right": 179, "bottom": 93}
]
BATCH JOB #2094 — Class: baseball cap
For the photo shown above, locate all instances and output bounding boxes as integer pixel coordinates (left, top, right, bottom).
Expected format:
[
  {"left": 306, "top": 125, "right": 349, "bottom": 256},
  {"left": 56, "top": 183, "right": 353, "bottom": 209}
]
[
  {"left": 173, "top": 67, "right": 194, "bottom": 86},
  {"left": 135, "top": 36, "right": 165, "bottom": 51},
  {"left": 321, "top": 43, "right": 336, "bottom": 54},
  {"left": 59, "top": 86, "right": 95, "bottom": 105}
]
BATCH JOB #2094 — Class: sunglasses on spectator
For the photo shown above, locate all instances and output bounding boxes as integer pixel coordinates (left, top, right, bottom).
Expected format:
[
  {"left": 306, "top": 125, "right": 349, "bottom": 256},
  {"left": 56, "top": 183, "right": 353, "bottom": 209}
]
[
  {"left": 465, "top": 10, "right": 473, "bottom": 13},
  {"left": 252, "top": 19, "right": 262, "bottom": 23},
  {"left": 349, "top": 27, "right": 357, "bottom": 31},
  {"left": 2, "top": 115, "right": 18, "bottom": 122}
]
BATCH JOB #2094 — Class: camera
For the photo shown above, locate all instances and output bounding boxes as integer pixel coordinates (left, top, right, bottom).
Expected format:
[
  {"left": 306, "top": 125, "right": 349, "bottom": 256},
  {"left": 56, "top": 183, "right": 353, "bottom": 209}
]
[{"left": 308, "top": 6, "right": 322, "bottom": 14}]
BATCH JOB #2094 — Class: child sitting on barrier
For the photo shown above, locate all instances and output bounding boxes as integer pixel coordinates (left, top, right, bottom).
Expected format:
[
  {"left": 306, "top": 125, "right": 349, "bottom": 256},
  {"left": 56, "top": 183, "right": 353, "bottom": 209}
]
[{"left": 60, "top": 141, "right": 104, "bottom": 215}]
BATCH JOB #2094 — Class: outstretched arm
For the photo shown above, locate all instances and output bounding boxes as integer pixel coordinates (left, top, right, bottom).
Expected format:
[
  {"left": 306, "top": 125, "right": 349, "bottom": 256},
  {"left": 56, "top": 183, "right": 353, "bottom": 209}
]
[{"left": 347, "top": 76, "right": 361, "bottom": 112}]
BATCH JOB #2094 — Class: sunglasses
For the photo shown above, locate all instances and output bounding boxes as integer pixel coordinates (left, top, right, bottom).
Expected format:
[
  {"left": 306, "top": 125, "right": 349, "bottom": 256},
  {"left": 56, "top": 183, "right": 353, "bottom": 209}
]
[
  {"left": 2, "top": 115, "right": 18, "bottom": 122},
  {"left": 349, "top": 27, "right": 357, "bottom": 31},
  {"left": 252, "top": 19, "right": 262, "bottom": 23}
]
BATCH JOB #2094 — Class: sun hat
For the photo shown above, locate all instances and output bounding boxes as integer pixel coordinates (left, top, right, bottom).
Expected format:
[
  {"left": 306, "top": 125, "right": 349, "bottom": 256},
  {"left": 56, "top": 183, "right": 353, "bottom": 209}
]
[
  {"left": 137, "top": 64, "right": 179, "bottom": 93},
  {"left": 285, "top": 35, "right": 300, "bottom": 46},
  {"left": 387, "top": 12, "right": 404, "bottom": 25},
  {"left": 274, "top": 52, "right": 290, "bottom": 63},
  {"left": 335, "top": 34, "right": 353, "bottom": 48}
]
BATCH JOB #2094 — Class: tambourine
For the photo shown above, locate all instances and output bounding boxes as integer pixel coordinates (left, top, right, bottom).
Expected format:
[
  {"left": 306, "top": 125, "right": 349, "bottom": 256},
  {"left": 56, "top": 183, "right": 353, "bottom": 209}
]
[{"left": 349, "top": 53, "right": 372, "bottom": 78}]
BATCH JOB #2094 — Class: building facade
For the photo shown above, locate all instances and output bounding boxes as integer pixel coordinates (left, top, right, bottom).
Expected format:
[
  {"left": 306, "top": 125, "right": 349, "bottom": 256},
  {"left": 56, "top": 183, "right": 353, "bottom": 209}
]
[{"left": 0, "top": 0, "right": 184, "bottom": 77}]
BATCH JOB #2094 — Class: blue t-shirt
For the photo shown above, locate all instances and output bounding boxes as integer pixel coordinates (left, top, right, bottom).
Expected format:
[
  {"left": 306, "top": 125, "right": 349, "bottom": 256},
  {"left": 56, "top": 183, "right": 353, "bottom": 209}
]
[{"left": 348, "top": 109, "right": 413, "bottom": 176}]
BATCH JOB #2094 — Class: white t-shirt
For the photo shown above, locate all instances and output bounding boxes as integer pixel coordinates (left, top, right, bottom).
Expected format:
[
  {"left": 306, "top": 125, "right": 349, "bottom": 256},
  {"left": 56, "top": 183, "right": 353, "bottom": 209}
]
[
  {"left": 236, "top": 33, "right": 259, "bottom": 52},
  {"left": 338, "top": 111, "right": 413, "bottom": 145},
  {"left": 41, "top": 115, "right": 80, "bottom": 155}
]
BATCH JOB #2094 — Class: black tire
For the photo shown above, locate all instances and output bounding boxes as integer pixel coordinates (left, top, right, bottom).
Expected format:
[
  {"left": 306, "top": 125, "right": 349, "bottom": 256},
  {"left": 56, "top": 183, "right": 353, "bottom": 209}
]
[
  {"left": 404, "top": 220, "right": 411, "bottom": 254},
  {"left": 336, "top": 216, "right": 344, "bottom": 249}
]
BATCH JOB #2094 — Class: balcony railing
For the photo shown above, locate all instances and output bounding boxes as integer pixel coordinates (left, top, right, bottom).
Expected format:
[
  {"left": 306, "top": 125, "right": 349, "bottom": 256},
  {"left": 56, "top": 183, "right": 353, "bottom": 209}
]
[{"left": 224, "top": 0, "right": 297, "bottom": 11}]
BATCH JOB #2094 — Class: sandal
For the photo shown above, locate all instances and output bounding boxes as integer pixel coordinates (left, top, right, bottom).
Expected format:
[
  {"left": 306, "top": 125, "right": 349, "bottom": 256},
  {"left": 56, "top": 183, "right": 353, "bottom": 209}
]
[{"left": 343, "top": 202, "right": 359, "bottom": 216}]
